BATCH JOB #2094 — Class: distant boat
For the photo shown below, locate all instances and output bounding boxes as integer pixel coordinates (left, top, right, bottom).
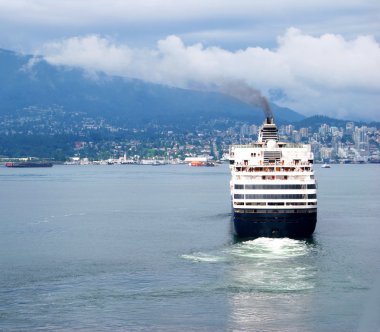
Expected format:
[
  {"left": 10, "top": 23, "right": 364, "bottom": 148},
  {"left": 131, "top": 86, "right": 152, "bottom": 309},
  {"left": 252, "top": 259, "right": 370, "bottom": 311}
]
[
  {"left": 189, "top": 161, "right": 215, "bottom": 167},
  {"left": 190, "top": 161, "right": 204, "bottom": 166},
  {"left": 321, "top": 164, "right": 331, "bottom": 168},
  {"left": 5, "top": 161, "right": 53, "bottom": 168}
]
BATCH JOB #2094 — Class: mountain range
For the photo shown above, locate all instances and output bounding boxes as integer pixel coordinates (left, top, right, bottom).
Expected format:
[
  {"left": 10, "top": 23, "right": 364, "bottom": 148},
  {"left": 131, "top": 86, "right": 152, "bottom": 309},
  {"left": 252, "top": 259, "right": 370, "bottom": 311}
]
[
  {"left": 2, "top": 48, "right": 379, "bottom": 133},
  {"left": 0, "top": 48, "right": 305, "bottom": 127}
]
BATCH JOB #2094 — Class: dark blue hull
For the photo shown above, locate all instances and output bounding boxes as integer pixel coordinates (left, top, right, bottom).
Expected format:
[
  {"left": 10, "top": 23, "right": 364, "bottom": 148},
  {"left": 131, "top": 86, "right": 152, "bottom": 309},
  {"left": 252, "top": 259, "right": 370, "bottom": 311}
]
[{"left": 233, "top": 209, "right": 317, "bottom": 238}]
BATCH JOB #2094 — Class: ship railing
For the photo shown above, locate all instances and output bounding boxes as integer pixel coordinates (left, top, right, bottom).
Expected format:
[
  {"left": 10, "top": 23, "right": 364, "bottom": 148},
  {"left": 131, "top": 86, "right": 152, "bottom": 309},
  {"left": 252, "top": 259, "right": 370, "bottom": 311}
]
[
  {"left": 230, "top": 142, "right": 306, "bottom": 149},
  {"left": 234, "top": 176, "right": 314, "bottom": 182},
  {"left": 233, "top": 166, "right": 313, "bottom": 173},
  {"left": 230, "top": 143, "right": 264, "bottom": 150},
  {"left": 232, "top": 202, "right": 318, "bottom": 208},
  {"left": 234, "top": 161, "right": 312, "bottom": 166}
]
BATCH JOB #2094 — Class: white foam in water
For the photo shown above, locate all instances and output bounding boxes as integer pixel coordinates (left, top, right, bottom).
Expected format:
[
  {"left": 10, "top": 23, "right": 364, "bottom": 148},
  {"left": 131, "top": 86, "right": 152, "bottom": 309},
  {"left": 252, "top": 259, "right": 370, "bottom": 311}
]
[
  {"left": 30, "top": 219, "right": 50, "bottom": 225},
  {"left": 227, "top": 238, "right": 315, "bottom": 291},
  {"left": 230, "top": 238, "right": 309, "bottom": 260},
  {"left": 183, "top": 238, "right": 316, "bottom": 292},
  {"left": 181, "top": 252, "right": 226, "bottom": 263}
]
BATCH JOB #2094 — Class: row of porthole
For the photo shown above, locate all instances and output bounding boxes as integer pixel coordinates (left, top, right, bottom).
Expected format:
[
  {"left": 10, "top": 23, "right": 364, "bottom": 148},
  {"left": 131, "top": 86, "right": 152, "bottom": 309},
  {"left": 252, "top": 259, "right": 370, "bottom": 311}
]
[
  {"left": 234, "top": 184, "right": 316, "bottom": 190},
  {"left": 234, "top": 194, "right": 317, "bottom": 199}
]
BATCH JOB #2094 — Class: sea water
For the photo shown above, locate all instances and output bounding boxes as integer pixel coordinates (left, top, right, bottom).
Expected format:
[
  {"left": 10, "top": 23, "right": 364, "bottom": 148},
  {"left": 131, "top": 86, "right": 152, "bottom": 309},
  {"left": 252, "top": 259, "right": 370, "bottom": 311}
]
[{"left": 0, "top": 164, "right": 379, "bottom": 331}]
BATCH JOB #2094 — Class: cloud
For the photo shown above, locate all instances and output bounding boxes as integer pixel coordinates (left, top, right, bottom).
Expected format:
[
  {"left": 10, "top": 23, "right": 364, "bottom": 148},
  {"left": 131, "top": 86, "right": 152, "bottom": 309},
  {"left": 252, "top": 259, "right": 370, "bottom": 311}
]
[
  {"left": 0, "top": 0, "right": 372, "bottom": 25},
  {"left": 39, "top": 28, "right": 380, "bottom": 121},
  {"left": 0, "top": 0, "right": 379, "bottom": 52},
  {"left": 42, "top": 35, "right": 133, "bottom": 74}
]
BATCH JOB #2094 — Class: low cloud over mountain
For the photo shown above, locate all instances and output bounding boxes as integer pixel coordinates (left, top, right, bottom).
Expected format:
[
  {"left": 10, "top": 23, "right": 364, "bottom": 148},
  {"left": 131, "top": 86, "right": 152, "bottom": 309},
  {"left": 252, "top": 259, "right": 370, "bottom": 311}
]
[
  {"left": 0, "top": 48, "right": 303, "bottom": 127},
  {"left": 38, "top": 29, "right": 380, "bottom": 121}
]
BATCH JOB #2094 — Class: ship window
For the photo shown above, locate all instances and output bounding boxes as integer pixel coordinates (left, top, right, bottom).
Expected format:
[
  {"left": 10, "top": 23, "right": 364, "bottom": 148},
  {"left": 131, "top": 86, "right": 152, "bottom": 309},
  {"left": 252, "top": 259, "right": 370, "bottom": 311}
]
[
  {"left": 286, "top": 202, "right": 307, "bottom": 206},
  {"left": 234, "top": 184, "right": 244, "bottom": 189},
  {"left": 242, "top": 184, "right": 316, "bottom": 190},
  {"left": 246, "top": 202, "right": 266, "bottom": 206},
  {"left": 244, "top": 194, "right": 317, "bottom": 199}
]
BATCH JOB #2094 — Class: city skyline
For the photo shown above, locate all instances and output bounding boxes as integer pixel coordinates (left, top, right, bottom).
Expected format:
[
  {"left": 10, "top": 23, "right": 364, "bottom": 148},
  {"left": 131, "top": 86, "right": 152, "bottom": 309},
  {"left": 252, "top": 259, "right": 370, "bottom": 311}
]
[{"left": 1, "top": 102, "right": 378, "bottom": 163}]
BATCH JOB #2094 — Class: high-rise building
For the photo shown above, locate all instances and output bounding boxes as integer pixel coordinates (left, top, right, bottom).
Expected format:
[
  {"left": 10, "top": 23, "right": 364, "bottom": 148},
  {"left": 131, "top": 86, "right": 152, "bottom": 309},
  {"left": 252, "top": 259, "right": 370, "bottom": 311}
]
[
  {"left": 345, "top": 122, "right": 354, "bottom": 135},
  {"left": 285, "top": 124, "right": 294, "bottom": 135},
  {"left": 299, "top": 127, "right": 309, "bottom": 138}
]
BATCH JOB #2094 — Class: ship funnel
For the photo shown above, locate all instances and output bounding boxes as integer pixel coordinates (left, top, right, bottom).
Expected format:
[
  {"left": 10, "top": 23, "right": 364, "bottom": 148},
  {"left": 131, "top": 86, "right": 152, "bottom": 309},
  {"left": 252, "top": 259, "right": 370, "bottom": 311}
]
[
  {"left": 266, "top": 117, "right": 274, "bottom": 125},
  {"left": 258, "top": 118, "right": 279, "bottom": 143}
]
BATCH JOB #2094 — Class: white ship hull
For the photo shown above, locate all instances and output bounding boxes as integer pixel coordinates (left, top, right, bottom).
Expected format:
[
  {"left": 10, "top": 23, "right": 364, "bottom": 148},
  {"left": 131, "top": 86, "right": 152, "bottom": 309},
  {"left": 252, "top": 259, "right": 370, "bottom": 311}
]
[{"left": 229, "top": 118, "right": 317, "bottom": 238}]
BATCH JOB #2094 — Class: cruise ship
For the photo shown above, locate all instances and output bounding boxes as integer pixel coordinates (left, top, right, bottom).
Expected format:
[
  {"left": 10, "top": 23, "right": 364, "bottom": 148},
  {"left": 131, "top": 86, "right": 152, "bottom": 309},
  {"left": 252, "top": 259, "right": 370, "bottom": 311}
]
[{"left": 229, "top": 116, "right": 317, "bottom": 238}]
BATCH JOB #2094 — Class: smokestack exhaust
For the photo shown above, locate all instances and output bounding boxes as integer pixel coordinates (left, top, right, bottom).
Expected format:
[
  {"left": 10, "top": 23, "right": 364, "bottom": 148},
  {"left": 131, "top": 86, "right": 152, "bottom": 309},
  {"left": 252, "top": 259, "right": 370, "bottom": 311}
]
[
  {"left": 219, "top": 81, "right": 274, "bottom": 123},
  {"left": 259, "top": 96, "right": 274, "bottom": 124}
]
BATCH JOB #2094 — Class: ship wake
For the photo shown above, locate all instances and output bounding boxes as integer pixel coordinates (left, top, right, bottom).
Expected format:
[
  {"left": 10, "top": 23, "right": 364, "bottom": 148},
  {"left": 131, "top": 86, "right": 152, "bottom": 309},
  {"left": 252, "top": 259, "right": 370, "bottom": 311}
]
[{"left": 182, "top": 238, "right": 318, "bottom": 292}]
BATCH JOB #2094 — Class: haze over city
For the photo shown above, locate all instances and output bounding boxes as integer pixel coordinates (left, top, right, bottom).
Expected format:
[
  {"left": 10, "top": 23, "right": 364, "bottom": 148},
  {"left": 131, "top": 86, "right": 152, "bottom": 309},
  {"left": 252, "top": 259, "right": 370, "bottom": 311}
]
[{"left": 0, "top": 0, "right": 379, "bottom": 121}]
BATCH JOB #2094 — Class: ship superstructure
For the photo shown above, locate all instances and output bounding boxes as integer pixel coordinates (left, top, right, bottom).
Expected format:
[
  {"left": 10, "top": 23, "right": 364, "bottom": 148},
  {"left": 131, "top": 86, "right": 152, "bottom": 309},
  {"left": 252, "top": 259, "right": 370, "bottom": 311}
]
[{"left": 229, "top": 117, "right": 317, "bottom": 238}]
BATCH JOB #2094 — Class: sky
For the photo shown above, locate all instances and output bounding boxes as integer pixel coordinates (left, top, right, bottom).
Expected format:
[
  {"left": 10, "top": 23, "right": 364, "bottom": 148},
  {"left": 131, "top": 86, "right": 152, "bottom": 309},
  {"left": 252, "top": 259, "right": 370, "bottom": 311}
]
[{"left": 0, "top": 0, "right": 379, "bottom": 121}]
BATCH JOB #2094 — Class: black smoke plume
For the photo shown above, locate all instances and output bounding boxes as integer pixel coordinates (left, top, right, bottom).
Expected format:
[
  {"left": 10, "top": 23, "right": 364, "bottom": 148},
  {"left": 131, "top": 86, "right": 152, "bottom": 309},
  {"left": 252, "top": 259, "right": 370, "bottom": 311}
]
[{"left": 219, "top": 81, "right": 274, "bottom": 122}]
